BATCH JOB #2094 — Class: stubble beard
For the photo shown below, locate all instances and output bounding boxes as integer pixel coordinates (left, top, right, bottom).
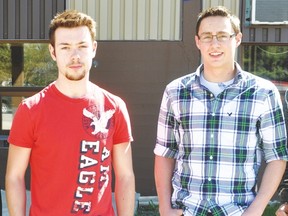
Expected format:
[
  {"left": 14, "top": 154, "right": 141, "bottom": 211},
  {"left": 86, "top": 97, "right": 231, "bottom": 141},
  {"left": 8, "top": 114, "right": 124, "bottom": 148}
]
[{"left": 65, "top": 69, "right": 86, "bottom": 81}]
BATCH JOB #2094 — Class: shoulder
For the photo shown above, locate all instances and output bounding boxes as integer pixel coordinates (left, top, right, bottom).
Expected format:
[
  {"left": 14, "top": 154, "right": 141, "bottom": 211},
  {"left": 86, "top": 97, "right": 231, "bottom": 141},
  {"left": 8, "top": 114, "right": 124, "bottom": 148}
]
[
  {"left": 90, "top": 82, "right": 127, "bottom": 109},
  {"left": 21, "top": 83, "right": 54, "bottom": 110},
  {"left": 235, "top": 63, "right": 278, "bottom": 92},
  {"left": 240, "top": 71, "right": 278, "bottom": 91},
  {"left": 166, "top": 65, "right": 202, "bottom": 91},
  {"left": 163, "top": 71, "right": 200, "bottom": 103},
  {"left": 166, "top": 72, "right": 199, "bottom": 94}
]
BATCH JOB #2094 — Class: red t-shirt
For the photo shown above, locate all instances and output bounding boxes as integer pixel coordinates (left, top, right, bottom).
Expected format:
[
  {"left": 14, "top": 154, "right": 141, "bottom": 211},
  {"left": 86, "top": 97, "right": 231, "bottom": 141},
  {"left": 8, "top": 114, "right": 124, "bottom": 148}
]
[{"left": 8, "top": 82, "right": 133, "bottom": 215}]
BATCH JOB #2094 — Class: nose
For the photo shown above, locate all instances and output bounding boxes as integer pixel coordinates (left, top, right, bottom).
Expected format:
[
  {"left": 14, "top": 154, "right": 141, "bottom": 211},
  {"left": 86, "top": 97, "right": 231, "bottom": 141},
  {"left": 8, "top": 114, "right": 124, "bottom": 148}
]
[
  {"left": 71, "top": 49, "right": 80, "bottom": 62},
  {"left": 211, "top": 35, "right": 220, "bottom": 46},
  {"left": 211, "top": 35, "right": 219, "bottom": 43}
]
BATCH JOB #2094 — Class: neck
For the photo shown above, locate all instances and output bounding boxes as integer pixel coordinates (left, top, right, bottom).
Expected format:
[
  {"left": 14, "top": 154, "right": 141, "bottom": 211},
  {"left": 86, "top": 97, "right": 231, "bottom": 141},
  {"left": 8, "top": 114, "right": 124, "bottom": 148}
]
[
  {"left": 202, "top": 65, "right": 236, "bottom": 83},
  {"left": 55, "top": 79, "right": 91, "bottom": 98}
]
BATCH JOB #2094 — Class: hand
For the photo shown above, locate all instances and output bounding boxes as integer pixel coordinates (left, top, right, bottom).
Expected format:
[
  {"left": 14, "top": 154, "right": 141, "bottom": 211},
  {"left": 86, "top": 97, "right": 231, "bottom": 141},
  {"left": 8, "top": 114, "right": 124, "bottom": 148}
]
[
  {"left": 275, "top": 203, "right": 288, "bottom": 216},
  {"left": 159, "top": 207, "right": 183, "bottom": 216}
]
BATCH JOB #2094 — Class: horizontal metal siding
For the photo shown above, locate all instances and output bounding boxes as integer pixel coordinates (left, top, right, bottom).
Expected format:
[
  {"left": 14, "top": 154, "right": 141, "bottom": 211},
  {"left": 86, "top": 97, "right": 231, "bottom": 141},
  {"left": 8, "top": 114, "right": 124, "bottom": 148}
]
[
  {"left": 0, "top": 0, "right": 65, "bottom": 40},
  {"left": 242, "top": 26, "right": 288, "bottom": 44},
  {"left": 66, "top": 0, "right": 182, "bottom": 41},
  {"left": 242, "top": 0, "right": 288, "bottom": 44}
]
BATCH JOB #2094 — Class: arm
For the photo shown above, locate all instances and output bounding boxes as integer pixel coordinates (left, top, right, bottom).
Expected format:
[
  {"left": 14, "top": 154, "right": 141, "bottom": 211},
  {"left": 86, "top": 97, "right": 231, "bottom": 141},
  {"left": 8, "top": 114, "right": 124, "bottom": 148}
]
[
  {"left": 154, "top": 155, "right": 183, "bottom": 216},
  {"left": 5, "top": 144, "right": 31, "bottom": 216},
  {"left": 242, "top": 160, "right": 286, "bottom": 216},
  {"left": 112, "top": 142, "right": 135, "bottom": 216}
]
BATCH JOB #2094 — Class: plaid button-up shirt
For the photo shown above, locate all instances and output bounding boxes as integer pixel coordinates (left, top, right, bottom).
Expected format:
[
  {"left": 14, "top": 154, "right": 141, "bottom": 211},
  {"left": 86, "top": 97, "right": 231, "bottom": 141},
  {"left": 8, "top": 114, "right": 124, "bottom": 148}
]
[{"left": 154, "top": 63, "right": 288, "bottom": 216}]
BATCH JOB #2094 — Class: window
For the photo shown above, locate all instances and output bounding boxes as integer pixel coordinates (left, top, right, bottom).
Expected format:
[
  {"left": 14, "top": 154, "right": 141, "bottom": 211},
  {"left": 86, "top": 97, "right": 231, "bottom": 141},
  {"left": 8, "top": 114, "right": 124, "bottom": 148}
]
[
  {"left": 242, "top": 44, "right": 288, "bottom": 130},
  {"left": 0, "top": 44, "right": 57, "bottom": 87},
  {"left": 242, "top": 45, "right": 288, "bottom": 102},
  {"left": 251, "top": 0, "right": 288, "bottom": 25},
  {"left": 0, "top": 43, "right": 57, "bottom": 133}
]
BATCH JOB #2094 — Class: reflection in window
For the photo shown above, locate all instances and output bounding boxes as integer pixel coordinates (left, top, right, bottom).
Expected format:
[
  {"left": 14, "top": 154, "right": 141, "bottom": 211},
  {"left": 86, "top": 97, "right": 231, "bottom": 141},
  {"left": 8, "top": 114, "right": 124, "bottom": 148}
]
[
  {"left": 0, "top": 43, "right": 57, "bottom": 132},
  {"left": 0, "top": 44, "right": 12, "bottom": 85},
  {"left": 1, "top": 96, "right": 24, "bottom": 130},
  {"left": 24, "top": 44, "right": 57, "bottom": 86},
  {"left": 242, "top": 45, "right": 288, "bottom": 125},
  {"left": 0, "top": 43, "right": 57, "bottom": 87},
  {"left": 243, "top": 45, "right": 288, "bottom": 91}
]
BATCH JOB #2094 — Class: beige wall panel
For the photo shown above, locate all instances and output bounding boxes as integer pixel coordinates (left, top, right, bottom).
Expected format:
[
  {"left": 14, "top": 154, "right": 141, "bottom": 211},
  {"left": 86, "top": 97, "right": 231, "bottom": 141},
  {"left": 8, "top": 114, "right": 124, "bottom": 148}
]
[
  {"left": 112, "top": 0, "right": 121, "bottom": 40},
  {"left": 162, "top": 0, "right": 172, "bottom": 40},
  {"left": 136, "top": 1, "right": 145, "bottom": 40},
  {"left": 149, "top": 0, "right": 159, "bottom": 40},
  {"left": 124, "top": 0, "right": 133, "bottom": 40},
  {"left": 87, "top": 0, "right": 97, "bottom": 17},
  {"left": 202, "top": 0, "right": 240, "bottom": 17},
  {"left": 99, "top": 0, "right": 109, "bottom": 39},
  {"left": 174, "top": 0, "right": 181, "bottom": 40},
  {"left": 66, "top": 0, "right": 182, "bottom": 41}
]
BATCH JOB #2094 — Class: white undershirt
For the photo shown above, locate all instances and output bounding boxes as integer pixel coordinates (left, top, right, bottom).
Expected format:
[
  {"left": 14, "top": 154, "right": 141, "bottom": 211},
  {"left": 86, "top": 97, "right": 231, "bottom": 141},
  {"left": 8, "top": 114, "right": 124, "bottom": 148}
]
[{"left": 200, "top": 73, "right": 234, "bottom": 96}]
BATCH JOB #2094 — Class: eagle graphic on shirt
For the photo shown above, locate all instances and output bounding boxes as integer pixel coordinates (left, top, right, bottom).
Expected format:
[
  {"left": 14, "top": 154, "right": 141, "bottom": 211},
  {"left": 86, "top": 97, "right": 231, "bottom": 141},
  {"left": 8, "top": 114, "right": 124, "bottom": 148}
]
[{"left": 83, "top": 108, "right": 115, "bottom": 135}]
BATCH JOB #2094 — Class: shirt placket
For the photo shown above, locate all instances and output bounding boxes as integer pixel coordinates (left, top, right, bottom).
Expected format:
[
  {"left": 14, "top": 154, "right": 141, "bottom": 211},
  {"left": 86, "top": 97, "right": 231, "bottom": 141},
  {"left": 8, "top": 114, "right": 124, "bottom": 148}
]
[{"left": 204, "top": 92, "right": 221, "bottom": 205}]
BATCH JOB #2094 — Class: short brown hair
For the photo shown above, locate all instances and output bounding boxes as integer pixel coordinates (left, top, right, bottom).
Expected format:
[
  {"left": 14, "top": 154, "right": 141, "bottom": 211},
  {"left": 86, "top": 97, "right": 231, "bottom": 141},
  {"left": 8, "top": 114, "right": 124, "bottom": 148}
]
[
  {"left": 196, "top": 6, "right": 241, "bottom": 36},
  {"left": 49, "top": 10, "right": 96, "bottom": 47}
]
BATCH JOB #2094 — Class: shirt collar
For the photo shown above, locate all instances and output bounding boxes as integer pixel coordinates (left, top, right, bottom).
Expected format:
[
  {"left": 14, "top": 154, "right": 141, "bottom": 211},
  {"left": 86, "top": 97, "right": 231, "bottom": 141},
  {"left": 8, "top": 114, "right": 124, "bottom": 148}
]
[{"left": 194, "top": 62, "right": 245, "bottom": 85}]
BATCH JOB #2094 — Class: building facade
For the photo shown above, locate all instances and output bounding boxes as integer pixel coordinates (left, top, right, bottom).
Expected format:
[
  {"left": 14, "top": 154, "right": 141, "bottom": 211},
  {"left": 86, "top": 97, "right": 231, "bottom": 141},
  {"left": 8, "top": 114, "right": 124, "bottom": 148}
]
[{"left": 0, "top": 0, "right": 287, "bottom": 203}]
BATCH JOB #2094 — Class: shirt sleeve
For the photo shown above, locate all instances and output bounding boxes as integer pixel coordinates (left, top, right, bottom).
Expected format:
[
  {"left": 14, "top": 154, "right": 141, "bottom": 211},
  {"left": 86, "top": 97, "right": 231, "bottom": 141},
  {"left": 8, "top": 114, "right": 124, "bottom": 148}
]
[
  {"left": 154, "top": 88, "right": 179, "bottom": 158},
  {"left": 113, "top": 97, "right": 133, "bottom": 145},
  {"left": 260, "top": 86, "right": 288, "bottom": 162},
  {"left": 8, "top": 102, "right": 34, "bottom": 148}
]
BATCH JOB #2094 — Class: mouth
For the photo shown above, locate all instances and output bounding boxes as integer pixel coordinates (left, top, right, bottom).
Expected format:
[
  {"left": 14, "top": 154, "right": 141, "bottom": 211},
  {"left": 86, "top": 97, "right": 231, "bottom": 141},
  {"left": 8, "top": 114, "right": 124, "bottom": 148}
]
[
  {"left": 68, "top": 64, "right": 83, "bottom": 69},
  {"left": 209, "top": 52, "right": 223, "bottom": 57}
]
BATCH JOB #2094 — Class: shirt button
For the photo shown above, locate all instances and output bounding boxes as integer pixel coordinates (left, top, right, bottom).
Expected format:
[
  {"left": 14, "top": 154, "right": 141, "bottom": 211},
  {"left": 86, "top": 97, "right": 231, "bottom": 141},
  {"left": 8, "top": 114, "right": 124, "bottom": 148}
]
[
  {"left": 210, "top": 94, "right": 213, "bottom": 98},
  {"left": 208, "top": 177, "right": 211, "bottom": 181},
  {"left": 209, "top": 155, "right": 213, "bottom": 160},
  {"left": 211, "top": 134, "right": 214, "bottom": 138},
  {"left": 211, "top": 113, "right": 215, "bottom": 116}
]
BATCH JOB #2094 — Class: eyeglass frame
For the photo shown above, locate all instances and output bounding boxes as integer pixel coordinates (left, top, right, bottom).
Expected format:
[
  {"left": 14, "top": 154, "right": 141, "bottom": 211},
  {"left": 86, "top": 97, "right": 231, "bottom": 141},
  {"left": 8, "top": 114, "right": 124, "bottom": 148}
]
[{"left": 197, "top": 31, "right": 236, "bottom": 43}]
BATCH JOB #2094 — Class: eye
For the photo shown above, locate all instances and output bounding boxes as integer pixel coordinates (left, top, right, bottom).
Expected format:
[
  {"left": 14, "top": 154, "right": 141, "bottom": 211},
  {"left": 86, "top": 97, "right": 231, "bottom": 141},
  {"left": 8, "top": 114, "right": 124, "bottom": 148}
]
[
  {"left": 60, "top": 46, "right": 69, "bottom": 50},
  {"left": 78, "top": 43, "right": 89, "bottom": 48},
  {"left": 79, "top": 45, "right": 88, "bottom": 48},
  {"left": 217, "top": 33, "right": 229, "bottom": 39},
  {"left": 202, "top": 34, "right": 212, "bottom": 40}
]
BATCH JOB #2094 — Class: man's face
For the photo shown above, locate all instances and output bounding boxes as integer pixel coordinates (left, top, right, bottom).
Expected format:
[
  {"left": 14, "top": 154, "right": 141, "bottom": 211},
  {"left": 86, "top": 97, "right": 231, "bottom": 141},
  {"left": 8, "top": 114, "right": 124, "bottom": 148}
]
[
  {"left": 49, "top": 26, "right": 97, "bottom": 81},
  {"left": 195, "top": 16, "right": 242, "bottom": 71}
]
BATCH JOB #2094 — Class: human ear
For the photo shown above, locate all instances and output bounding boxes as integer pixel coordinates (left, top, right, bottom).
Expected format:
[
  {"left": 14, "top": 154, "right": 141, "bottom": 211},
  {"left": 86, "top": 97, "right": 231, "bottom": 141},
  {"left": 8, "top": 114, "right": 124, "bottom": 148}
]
[
  {"left": 235, "top": 32, "right": 242, "bottom": 47},
  {"left": 49, "top": 44, "right": 56, "bottom": 61},
  {"left": 195, "top": 35, "right": 201, "bottom": 50},
  {"left": 93, "top": 41, "right": 97, "bottom": 56}
]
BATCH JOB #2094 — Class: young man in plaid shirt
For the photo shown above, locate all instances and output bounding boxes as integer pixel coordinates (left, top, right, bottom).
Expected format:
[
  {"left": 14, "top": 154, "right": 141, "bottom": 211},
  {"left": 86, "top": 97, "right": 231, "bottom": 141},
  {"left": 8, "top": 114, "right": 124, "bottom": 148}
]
[{"left": 154, "top": 6, "right": 288, "bottom": 216}]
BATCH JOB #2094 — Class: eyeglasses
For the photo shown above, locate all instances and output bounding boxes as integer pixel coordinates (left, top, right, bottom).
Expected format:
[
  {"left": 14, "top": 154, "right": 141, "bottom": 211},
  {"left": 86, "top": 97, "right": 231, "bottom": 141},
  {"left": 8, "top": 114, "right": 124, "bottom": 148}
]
[{"left": 198, "top": 32, "right": 236, "bottom": 43}]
